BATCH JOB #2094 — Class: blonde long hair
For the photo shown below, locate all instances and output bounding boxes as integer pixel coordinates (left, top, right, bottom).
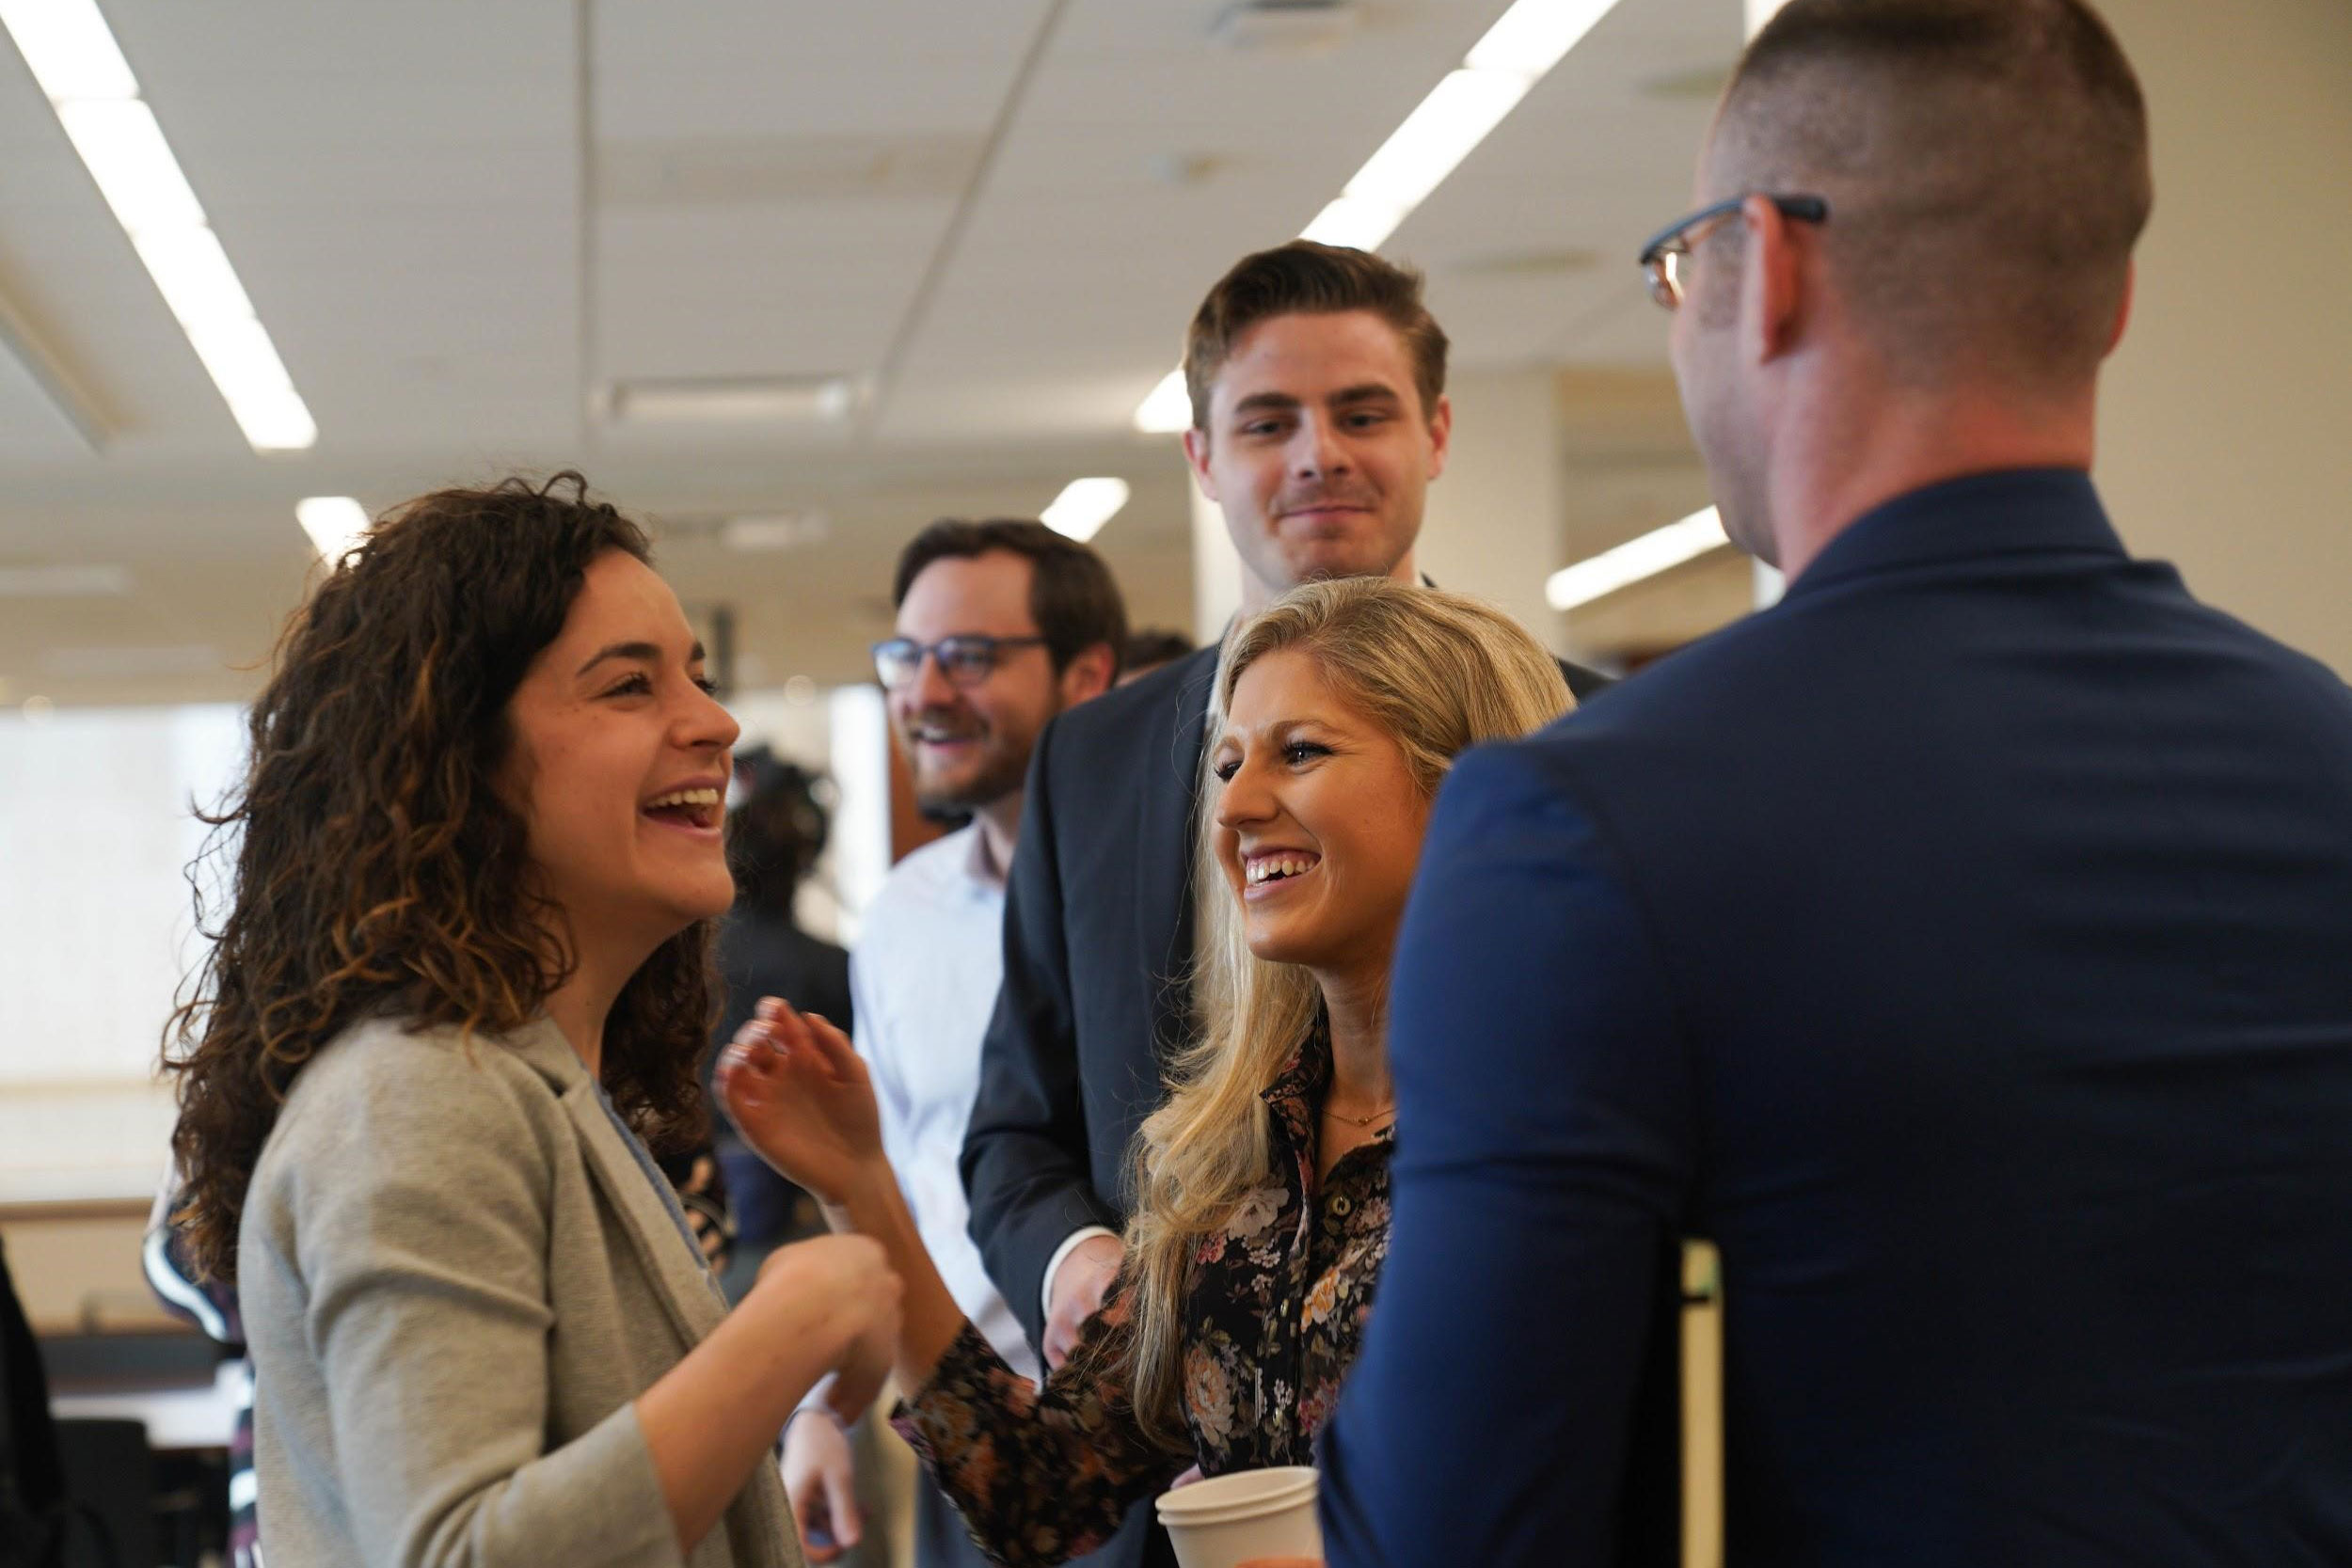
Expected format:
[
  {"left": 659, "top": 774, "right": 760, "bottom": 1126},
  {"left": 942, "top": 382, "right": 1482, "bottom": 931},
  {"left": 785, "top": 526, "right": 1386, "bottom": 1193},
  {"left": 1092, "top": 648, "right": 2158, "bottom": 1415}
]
[{"left": 1116, "top": 577, "right": 1575, "bottom": 1448}]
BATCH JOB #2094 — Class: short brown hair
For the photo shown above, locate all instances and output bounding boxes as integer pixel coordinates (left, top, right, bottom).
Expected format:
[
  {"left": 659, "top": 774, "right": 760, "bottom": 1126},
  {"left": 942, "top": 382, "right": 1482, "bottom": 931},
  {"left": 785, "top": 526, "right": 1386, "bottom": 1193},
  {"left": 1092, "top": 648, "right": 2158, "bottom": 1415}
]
[
  {"left": 891, "top": 517, "right": 1129, "bottom": 678},
  {"left": 1714, "top": 0, "right": 2151, "bottom": 387},
  {"left": 1181, "top": 241, "right": 1449, "bottom": 432}
]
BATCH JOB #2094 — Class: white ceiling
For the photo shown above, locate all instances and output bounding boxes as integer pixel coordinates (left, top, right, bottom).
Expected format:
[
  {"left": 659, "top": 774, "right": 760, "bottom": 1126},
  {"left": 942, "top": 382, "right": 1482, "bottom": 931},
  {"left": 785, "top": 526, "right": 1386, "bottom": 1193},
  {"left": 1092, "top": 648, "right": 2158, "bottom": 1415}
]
[{"left": 0, "top": 0, "right": 1740, "bottom": 702}]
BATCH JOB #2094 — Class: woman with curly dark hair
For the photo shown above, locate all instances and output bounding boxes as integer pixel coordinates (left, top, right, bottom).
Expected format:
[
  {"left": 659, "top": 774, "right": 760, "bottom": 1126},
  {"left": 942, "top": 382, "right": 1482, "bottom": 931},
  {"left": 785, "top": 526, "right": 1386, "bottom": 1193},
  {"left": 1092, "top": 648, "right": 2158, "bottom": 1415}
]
[{"left": 165, "top": 474, "right": 897, "bottom": 1568}]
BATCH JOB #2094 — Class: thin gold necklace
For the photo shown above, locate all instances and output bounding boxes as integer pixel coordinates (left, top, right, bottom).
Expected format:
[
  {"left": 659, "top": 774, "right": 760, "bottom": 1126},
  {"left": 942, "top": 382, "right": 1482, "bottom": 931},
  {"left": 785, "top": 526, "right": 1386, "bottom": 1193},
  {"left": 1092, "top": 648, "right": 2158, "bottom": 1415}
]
[{"left": 1323, "top": 1099, "right": 1395, "bottom": 1129}]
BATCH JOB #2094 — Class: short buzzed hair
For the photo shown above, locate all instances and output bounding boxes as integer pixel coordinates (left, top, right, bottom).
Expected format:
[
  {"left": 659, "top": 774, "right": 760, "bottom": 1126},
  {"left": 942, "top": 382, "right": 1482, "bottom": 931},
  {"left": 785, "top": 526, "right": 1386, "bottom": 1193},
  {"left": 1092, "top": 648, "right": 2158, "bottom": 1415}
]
[
  {"left": 1712, "top": 0, "right": 2151, "bottom": 388},
  {"left": 1182, "top": 241, "right": 1449, "bottom": 432}
]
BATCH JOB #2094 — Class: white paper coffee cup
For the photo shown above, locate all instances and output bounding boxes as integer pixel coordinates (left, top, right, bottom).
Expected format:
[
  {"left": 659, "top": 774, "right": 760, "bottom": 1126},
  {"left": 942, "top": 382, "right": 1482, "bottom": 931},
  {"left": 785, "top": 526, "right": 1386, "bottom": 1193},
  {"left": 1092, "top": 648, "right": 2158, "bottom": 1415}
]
[{"left": 1154, "top": 1465, "right": 1323, "bottom": 1568}]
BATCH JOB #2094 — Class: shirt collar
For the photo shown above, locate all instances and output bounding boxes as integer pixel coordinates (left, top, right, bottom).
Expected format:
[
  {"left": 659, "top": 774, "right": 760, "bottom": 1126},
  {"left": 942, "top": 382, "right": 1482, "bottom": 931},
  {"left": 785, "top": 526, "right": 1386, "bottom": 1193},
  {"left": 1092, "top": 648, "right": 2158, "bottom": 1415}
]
[
  {"left": 1784, "top": 467, "right": 2122, "bottom": 604},
  {"left": 1262, "top": 1022, "right": 1331, "bottom": 1154},
  {"left": 961, "top": 821, "right": 1008, "bottom": 892},
  {"left": 1260, "top": 1019, "right": 1394, "bottom": 1151}
]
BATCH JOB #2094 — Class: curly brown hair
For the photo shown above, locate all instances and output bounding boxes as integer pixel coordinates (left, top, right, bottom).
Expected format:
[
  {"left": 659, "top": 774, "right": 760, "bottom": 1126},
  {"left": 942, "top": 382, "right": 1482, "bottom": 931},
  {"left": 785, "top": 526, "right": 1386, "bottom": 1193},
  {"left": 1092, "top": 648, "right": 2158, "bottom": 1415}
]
[{"left": 164, "top": 472, "right": 714, "bottom": 1284}]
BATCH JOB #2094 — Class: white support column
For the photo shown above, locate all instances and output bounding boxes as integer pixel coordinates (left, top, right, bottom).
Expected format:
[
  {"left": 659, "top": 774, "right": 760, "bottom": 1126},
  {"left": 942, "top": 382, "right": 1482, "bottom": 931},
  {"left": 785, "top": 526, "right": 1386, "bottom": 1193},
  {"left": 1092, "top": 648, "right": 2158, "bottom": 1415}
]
[
  {"left": 1413, "top": 366, "right": 1569, "bottom": 650},
  {"left": 1189, "top": 473, "right": 1242, "bottom": 645},
  {"left": 2092, "top": 0, "right": 2352, "bottom": 675}
]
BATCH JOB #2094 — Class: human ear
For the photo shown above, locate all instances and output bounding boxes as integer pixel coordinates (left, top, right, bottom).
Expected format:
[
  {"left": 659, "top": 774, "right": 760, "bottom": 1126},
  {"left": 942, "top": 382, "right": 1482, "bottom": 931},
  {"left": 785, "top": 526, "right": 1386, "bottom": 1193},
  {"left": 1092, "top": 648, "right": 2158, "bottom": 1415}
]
[
  {"left": 1182, "top": 426, "right": 1220, "bottom": 502},
  {"left": 1060, "top": 643, "right": 1116, "bottom": 705},
  {"left": 1422, "top": 395, "right": 1453, "bottom": 483},
  {"left": 1741, "top": 194, "right": 1804, "bottom": 365}
]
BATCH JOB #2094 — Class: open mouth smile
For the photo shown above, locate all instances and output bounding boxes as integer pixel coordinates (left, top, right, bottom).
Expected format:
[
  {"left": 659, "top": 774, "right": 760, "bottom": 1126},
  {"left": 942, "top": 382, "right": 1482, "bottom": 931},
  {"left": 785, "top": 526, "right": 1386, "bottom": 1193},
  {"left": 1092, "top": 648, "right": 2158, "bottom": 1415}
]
[
  {"left": 642, "top": 784, "right": 723, "bottom": 833},
  {"left": 1243, "top": 848, "right": 1321, "bottom": 899}
]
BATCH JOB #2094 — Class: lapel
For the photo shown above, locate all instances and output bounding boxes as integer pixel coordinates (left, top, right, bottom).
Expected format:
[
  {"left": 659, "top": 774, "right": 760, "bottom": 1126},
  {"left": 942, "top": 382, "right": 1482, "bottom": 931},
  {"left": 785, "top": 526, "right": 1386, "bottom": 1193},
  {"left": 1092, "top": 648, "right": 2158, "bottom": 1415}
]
[
  {"left": 1133, "top": 643, "right": 1221, "bottom": 1064},
  {"left": 505, "top": 1020, "right": 729, "bottom": 1349}
]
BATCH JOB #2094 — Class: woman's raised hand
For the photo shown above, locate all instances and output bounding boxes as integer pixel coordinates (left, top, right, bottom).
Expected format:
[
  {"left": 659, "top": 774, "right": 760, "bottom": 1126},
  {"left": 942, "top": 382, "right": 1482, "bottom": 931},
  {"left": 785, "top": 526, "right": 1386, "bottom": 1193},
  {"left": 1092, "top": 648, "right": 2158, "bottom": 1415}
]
[
  {"left": 723, "top": 998, "right": 970, "bottom": 1397},
  {"left": 716, "top": 999, "right": 885, "bottom": 1210}
]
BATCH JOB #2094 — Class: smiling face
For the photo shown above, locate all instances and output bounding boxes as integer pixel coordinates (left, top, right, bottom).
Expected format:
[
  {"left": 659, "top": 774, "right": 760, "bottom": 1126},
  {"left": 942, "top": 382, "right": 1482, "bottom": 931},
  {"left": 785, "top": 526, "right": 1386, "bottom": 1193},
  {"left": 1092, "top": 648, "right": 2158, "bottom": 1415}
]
[
  {"left": 502, "top": 549, "right": 739, "bottom": 961},
  {"left": 1184, "top": 309, "right": 1450, "bottom": 606},
  {"left": 890, "top": 548, "right": 1080, "bottom": 816},
  {"left": 1210, "top": 646, "right": 1430, "bottom": 982}
]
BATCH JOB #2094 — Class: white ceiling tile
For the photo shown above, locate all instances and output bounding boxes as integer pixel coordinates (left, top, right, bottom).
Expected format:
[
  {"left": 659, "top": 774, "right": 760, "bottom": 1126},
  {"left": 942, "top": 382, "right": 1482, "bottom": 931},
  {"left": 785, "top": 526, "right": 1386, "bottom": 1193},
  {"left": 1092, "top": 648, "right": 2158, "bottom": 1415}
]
[
  {"left": 0, "top": 0, "right": 1746, "bottom": 705},
  {"left": 595, "top": 200, "right": 949, "bottom": 378},
  {"left": 594, "top": 0, "right": 1058, "bottom": 142}
]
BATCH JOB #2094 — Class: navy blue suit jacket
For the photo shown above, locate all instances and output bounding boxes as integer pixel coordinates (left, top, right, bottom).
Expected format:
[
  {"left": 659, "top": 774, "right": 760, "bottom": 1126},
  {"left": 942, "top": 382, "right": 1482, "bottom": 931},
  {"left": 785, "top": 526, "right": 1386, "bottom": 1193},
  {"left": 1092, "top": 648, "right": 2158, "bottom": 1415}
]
[{"left": 1321, "top": 470, "right": 2352, "bottom": 1565}]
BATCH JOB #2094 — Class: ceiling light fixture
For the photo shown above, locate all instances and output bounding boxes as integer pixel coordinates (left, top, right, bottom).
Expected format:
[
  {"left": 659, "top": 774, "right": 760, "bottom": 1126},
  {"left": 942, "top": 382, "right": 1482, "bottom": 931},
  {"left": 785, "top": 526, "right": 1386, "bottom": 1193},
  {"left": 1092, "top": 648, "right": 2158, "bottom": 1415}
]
[
  {"left": 1303, "top": 67, "right": 1529, "bottom": 247},
  {"left": 1545, "top": 505, "right": 1729, "bottom": 610},
  {"left": 0, "top": 0, "right": 316, "bottom": 452},
  {"left": 718, "top": 512, "right": 831, "bottom": 552},
  {"left": 607, "top": 374, "right": 857, "bottom": 426},
  {"left": 1305, "top": 0, "right": 1623, "bottom": 254},
  {"left": 295, "top": 496, "right": 371, "bottom": 562},
  {"left": 1138, "top": 0, "right": 1625, "bottom": 430},
  {"left": 0, "top": 564, "right": 131, "bottom": 597},
  {"left": 1134, "top": 370, "right": 1192, "bottom": 436},
  {"left": 1041, "top": 477, "right": 1131, "bottom": 543}
]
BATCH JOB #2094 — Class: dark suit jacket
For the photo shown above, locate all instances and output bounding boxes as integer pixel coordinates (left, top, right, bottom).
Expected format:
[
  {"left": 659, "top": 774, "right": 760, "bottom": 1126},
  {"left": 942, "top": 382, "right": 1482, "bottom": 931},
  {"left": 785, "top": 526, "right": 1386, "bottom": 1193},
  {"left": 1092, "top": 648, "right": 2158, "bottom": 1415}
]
[
  {"left": 961, "top": 641, "right": 1223, "bottom": 1349},
  {"left": 1320, "top": 469, "right": 2352, "bottom": 1566}
]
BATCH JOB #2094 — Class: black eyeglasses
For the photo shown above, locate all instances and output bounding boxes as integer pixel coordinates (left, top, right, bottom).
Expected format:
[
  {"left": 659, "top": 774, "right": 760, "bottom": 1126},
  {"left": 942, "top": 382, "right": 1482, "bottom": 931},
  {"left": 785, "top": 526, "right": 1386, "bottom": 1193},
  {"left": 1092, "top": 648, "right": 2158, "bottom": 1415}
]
[
  {"left": 1638, "top": 194, "right": 1830, "bottom": 310},
  {"left": 870, "top": 634, "right": 1049, "bottom": 689}
]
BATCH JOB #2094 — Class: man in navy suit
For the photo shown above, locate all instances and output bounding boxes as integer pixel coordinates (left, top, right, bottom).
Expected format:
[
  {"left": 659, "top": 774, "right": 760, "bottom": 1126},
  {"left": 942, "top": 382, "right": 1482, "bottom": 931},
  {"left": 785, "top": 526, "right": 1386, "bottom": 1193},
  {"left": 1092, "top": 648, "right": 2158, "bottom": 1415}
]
[{"left": 1319, "top": 2, "right": 2352, "bottom": 1563}]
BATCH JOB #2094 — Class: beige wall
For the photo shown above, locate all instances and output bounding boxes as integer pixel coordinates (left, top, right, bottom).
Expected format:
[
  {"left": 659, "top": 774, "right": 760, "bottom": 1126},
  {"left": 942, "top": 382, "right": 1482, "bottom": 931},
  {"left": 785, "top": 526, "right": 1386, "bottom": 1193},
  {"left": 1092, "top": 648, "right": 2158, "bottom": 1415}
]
[
  {"left": 2095, "top": 0, "right": 2352, "bottom": 675},
  {"left": 1, "top": 1205, "right": 169, "bottom": 1336}
]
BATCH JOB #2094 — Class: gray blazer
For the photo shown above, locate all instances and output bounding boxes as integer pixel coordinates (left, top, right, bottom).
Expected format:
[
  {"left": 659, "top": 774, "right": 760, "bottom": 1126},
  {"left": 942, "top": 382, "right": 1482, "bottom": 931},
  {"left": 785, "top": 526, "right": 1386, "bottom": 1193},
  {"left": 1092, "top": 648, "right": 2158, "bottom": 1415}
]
[{"left": 240, "top": 1014, "right": 802, "bottom": 1568}]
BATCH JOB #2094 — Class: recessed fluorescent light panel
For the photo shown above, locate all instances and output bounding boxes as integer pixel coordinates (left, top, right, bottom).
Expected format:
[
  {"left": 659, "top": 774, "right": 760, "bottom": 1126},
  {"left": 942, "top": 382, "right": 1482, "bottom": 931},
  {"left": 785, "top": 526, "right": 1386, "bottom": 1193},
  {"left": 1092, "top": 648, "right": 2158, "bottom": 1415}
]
[
  {"left": 1314, "top": 0, "right": 1623, "bottom": 254},
  {"left": 1546, "top": 506, "right": 1729, "bottom": 610},
  {"left": 607, "top": 375, "right": 856, "bottom": 426},
  {"left": 1141, "top": 0, "right": 1626, "bottom": 430},
  {"left": 1134, "top": 370, "right": 1192, "bottom": 436},
  {"left": 719, "top": 512, "right": 831, "bottom": 552},
  {"left": 0, "top": 0, "right": 317, "bottom": 451},
  {"left": 1466, "top": 0, "right": 1622, "bottom": 77},
  {"left": 1041, "top": 477, "right": 1131, "bottom": 543},
  {"left": 0, "top": 564, "right": 131, "bottom": 597},
  {"left": 1322, "top": 68, "right": 1531, "bottom": 245},
  {"left": 296, "top": 496, "right": 370, "bottom": 562}
]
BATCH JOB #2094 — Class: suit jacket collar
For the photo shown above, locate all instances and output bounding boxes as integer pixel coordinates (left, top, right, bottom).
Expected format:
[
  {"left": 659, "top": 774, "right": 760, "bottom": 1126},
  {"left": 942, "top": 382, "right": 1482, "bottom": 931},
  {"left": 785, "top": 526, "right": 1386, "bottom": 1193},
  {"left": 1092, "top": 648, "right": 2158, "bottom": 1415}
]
[
  {"left": 505, "top": 1018, "right": 729, "bottom": 1346},
  {"left": 1786, "top": 467, "right": 2122, "bottom": 604},
  {"left": 1136, "top": 643, "right": 1223, "bottom": 1056}
]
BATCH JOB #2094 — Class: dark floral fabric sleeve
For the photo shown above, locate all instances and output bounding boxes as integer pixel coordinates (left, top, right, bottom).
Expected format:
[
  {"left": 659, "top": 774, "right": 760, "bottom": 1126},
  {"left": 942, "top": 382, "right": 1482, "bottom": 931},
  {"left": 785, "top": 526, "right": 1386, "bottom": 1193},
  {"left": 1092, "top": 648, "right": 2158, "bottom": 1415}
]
[{"left": 891, "top": 1282, "right": 1185, "bottom": 1568}]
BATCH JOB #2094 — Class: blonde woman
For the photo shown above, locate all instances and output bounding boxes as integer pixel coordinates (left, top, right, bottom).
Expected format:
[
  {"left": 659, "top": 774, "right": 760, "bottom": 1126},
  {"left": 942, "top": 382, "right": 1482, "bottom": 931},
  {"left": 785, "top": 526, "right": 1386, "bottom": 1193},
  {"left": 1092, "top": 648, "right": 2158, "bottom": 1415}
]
[{"left": 719, "top": 578, "right": 1572, "bottom": 1566}]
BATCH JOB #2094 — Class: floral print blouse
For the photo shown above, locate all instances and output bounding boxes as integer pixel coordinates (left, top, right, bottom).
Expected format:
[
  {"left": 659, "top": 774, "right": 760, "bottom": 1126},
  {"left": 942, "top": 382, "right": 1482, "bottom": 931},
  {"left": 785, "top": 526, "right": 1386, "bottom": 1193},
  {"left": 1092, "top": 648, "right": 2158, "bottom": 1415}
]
[{"left": 891, "top": 1029, "right": 1393, "bottom": 1568}]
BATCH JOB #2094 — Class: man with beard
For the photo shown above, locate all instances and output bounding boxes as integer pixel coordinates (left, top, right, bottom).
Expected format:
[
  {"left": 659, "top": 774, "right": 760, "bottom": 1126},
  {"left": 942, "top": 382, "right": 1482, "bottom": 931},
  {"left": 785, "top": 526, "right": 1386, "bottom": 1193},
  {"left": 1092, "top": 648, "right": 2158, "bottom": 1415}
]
[{"left": 782, "top": 517, "right": 1123, "bottom": 1568}]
